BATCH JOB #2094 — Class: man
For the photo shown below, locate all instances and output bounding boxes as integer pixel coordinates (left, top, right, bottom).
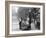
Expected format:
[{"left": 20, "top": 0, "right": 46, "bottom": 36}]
[
  {"left": 28, "top": 9, "right": 32, "bottom": 30},
  {"left": 19, "top": 17, "right": 22, "bottom": 30},
  {"left": 36, "top": 14, "right": 40, "bottom": 29}
]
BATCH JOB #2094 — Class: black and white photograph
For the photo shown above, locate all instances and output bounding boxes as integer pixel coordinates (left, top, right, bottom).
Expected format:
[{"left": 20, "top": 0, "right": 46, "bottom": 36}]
[{"left": 12, "top": 7, "right": 40, "bottom": 31}]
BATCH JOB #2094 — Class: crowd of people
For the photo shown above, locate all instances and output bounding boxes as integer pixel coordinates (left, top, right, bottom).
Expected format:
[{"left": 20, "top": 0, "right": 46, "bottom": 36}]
[{"left": 19, "top": 8, "right": 40, "bottom": 30}]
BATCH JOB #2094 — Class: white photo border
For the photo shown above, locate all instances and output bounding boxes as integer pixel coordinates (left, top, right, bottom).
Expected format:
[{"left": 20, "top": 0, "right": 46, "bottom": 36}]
[{"left": 9, "top": 4, "right": 43, "bottom": 34}]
